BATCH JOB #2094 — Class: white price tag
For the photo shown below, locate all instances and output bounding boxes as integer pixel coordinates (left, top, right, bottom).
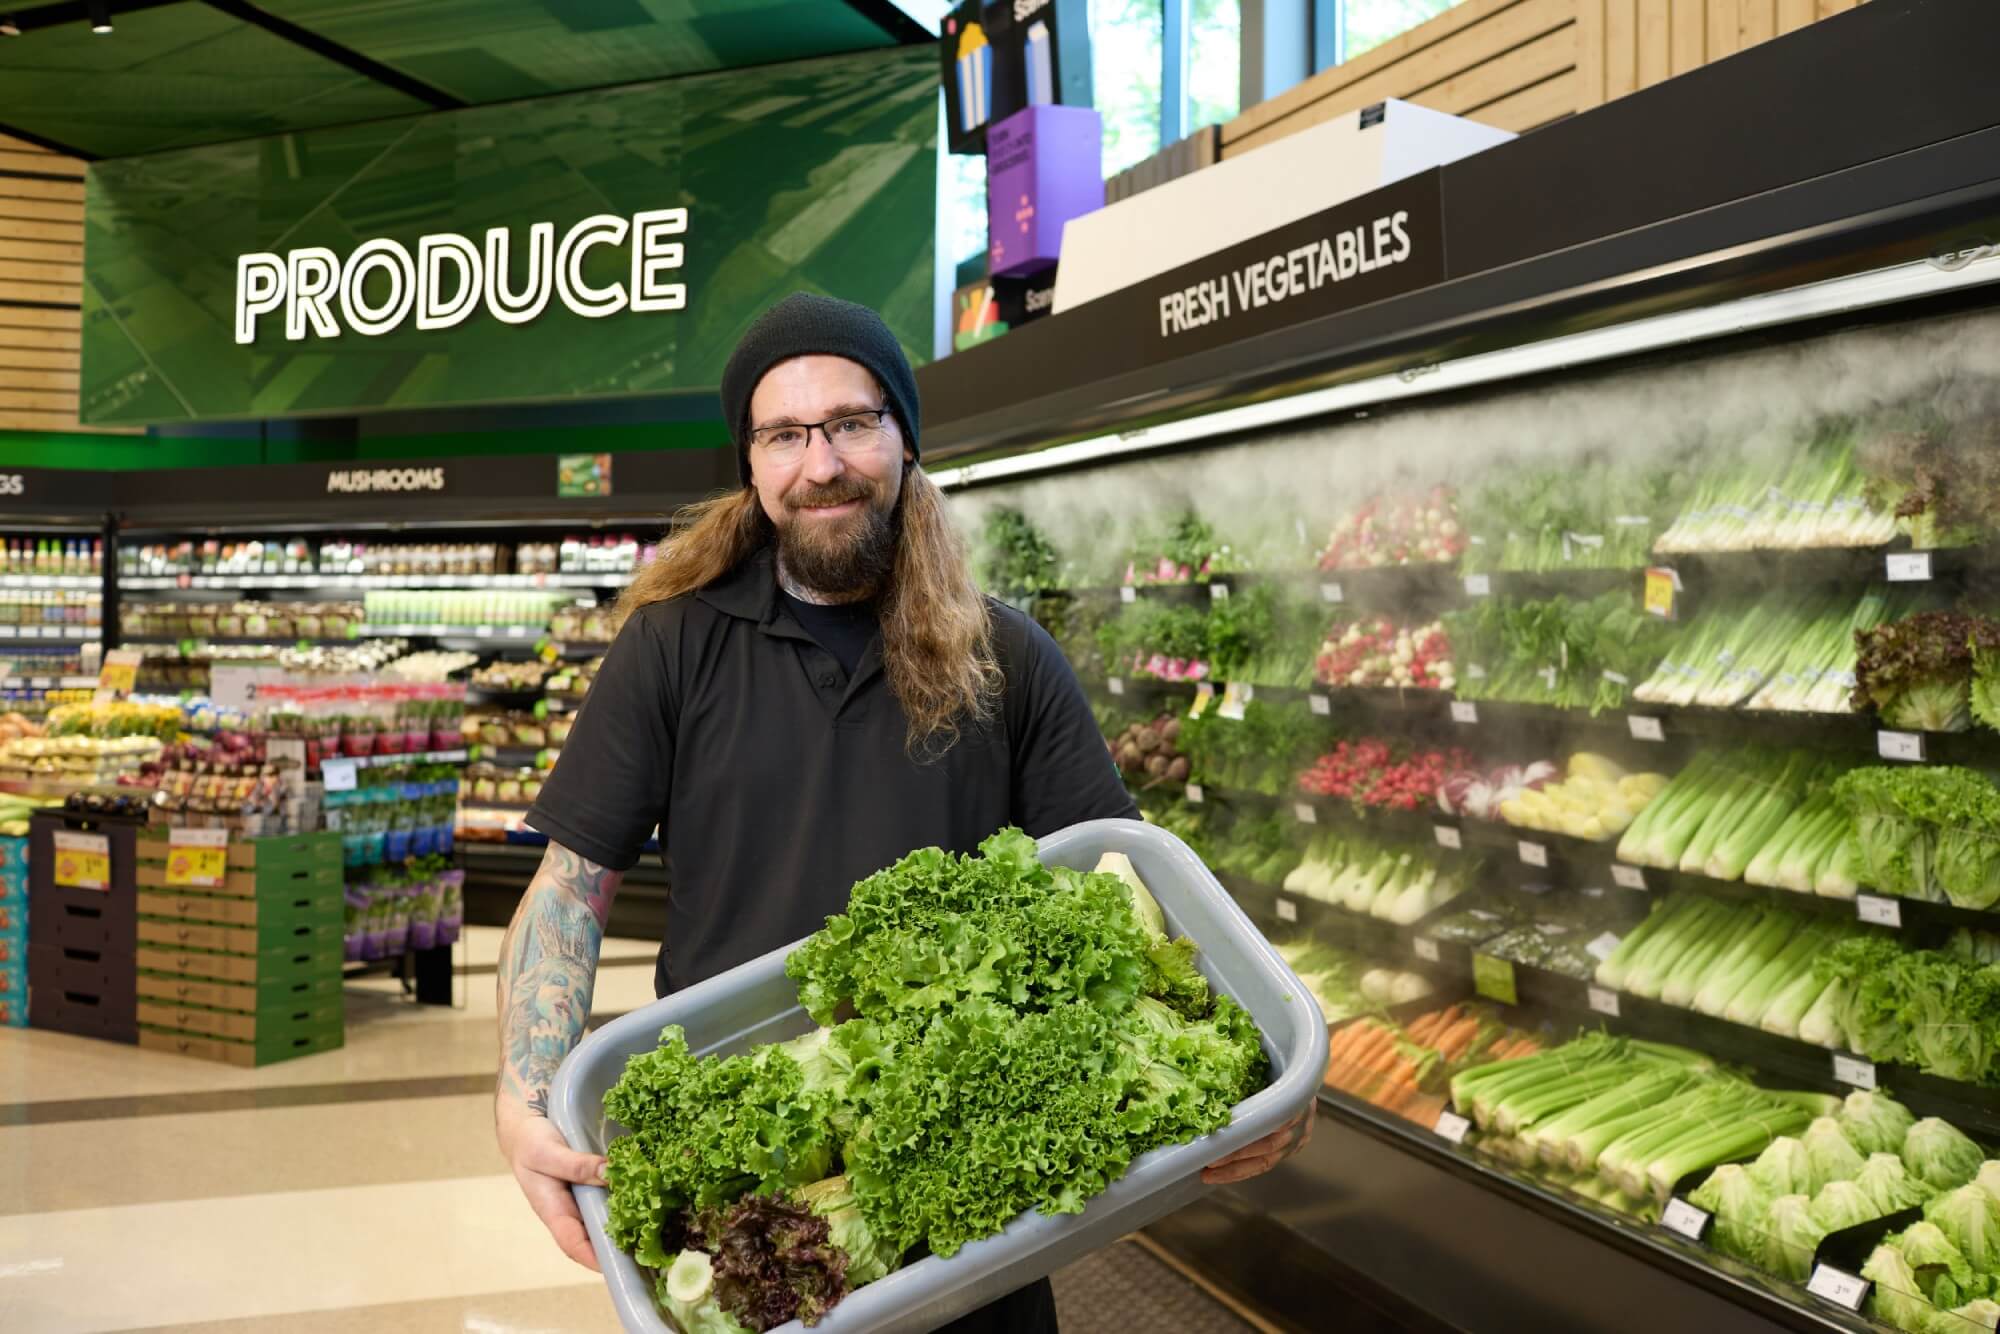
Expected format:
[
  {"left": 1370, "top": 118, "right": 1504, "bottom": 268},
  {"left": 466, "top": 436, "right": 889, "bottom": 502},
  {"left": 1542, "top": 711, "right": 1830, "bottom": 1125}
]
[
  {"left": 1107, "top": 676, "right": 1125, "bottom": 696},
  {"left": 1275, "top": 897, "right": 1298, "bottom": 923},
  {"left": 1611, "top": 864, "right": 1647, "bottom": 891},
  {"left": 321, "top": 758, "right": 358, "bottom": 793},
  {"left": 1877, "top": 730, "right": 1926, "bottom": 762},
  {"left": 1293, "top": 802, "right": 1317, "bottom": 824},
  {"left": 1450, "top": 700, "right": 1478, "bottom": 725},
  {"left": 168, "top": 826, "right": 228, "bottom": 849},
  {"left": 1319, "top": 582, "right": 1344, "bottom": 604},
  {"left": 1885, "top": 551, "right": 1933, "bottom": 582},
  {"left": 1856, "top": 894, "right": 1903, "bottom": 928},
  {"left": 1661, "top": 1197, "right": 1711, "bottom": 1242},
  {"left": 475, "top": 624, "right": 495, "bottom": 638},
  {"left": 1518, "top": 840, "right": 1549, "bottom": 869},
  {"left": 1806, "top": 1265, "right": 1871, "bottom": 1311},
  {"left": 1414, "top": 937, "right": 1441, "bottom": 963},
  {"left": 1433, "top": 1111, "right": 1472, "bottom": 1144},
  {"left": 1464, "top": 574, "right": 1491, "bottom": 597},
  {"left": 1119, "top": 586, "right": 1137, "bottom": 604},
  {"left": 1587, "top": 986, "right": 1621, "bottom": 1017},
  {"left": 1586, "top": 931, "right": 1622, "bottom": 962},
  {"left": 1308, "top": 693, "right": 1331, "bottom": 716},
  {"left": 1208, "top": 582, "right": 1230, "bottom": 601},
  {"left": 507, "top": 625, "right": 530, "bottom": 638},
  {"left": 1433, "top": 824, "right": 1462, "bottom": 851},
  {"left": 1833, "top": 1053, "right": 1877, "bottom": 1090},
  {"left": 1184, "top": 784, "right": 1204, "bottom": 805},
  {"left": 1627, "top": 715, "right": 1665, "bottom": 742}
]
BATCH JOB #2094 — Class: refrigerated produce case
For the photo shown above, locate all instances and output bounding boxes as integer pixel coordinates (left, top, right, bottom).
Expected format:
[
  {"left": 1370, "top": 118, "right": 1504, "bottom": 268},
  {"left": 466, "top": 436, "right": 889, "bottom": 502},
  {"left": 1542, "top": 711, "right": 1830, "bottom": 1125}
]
[{"left": 922, "top": 6, "right": 2000, "bottom": 1330}]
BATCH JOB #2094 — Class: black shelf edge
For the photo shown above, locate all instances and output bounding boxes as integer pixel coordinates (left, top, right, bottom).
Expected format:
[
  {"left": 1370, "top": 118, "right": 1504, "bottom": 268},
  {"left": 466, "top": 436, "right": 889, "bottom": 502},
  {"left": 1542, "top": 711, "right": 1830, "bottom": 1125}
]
[{"left": 1311, "top": 1090, "right": 1872, "bottom": 1334}]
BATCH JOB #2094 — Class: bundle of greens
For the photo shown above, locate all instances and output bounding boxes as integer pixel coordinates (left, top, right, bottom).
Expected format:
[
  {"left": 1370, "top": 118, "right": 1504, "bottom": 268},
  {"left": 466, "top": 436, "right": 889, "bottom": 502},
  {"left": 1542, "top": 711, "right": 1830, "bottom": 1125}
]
[
  {"left": 1202, "top": 811, "right": 1299, "bottom": 885},
  {"left": 1813, "top": 935, "right": 2000, "bottom": 1085},
  {"left": 1450, "top": 1034, "right": 1836, "bottom": 1209},
  {"left": 1232, "top": 587, "right": 1324, "bottom": 689},
  {"left": 1179, "top": 699, "right": 1324, "bottom": 797},
  {"left": 1615, "top": 749, "right": 1845, "bottom": 885},
  {"left": 976, "top": 507, "right": 1066, "bottom": 601},
  {"left": 1632, "top": 591, "right": 1907, "bottom": 712},
  {"left": 1591, "top": 890, "right": 1880, "bottom": 1041},
  {"left": 1123, "top": 512, "right": 1238, "bottom": 586},
  {"left": 1651, "top": 429, "right": 1896, "bottom": 554},
  {"left": 1441, "top": 592, "right": 1675, "bottom": 715},
  {"left": 1278, "top": 829, "right": 1477, "bottom": 925},
  {"left": 1271, "top": 937, "right": 1382, "bottom": 1024},
  {"left": 1456, "top": 458, "right": 1682, "bottom": 574},
  {"left": 1852, "top": 612, "right": 2000, "bottom": 733},
  {"left": 1833, "top": 766, "right": 2000, "bottom": 910},
  {"left": 602, "top": 830, "right": 1267, "bottom": 1331},
  {"left": 1858, "top": 412, "right": 2000, "bottom": 552},
  {"left": 1095, "top": 600, "right": 1213, "bottom": 681}
]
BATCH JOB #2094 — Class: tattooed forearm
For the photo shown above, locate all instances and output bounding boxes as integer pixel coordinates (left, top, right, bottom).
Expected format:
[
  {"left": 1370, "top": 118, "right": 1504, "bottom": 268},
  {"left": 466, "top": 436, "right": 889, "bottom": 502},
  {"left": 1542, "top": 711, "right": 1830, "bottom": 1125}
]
[{"left": 496, "top": 843, "right": 624, "bottom": 1116}]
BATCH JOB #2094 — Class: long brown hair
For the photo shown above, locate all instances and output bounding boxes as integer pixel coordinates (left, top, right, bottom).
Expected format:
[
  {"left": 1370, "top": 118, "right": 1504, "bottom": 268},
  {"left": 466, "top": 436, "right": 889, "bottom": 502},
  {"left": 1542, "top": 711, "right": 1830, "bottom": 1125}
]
[{"left": 616, "top": 467, "right": 1001, "bottom": 756}]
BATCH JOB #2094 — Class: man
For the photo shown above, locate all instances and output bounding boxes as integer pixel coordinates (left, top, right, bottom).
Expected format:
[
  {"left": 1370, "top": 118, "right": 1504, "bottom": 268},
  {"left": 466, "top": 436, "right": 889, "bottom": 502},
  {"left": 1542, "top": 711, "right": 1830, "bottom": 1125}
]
[{"left": 496, "top": 293, "right": 1310, "bottom": 1331}]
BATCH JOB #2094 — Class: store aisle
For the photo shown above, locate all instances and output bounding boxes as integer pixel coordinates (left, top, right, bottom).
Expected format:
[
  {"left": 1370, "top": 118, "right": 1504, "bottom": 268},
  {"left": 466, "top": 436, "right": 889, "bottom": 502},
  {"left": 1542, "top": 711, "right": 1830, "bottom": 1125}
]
[{"left": 0, "top": 926, "right": 655, "bottom": 1333}]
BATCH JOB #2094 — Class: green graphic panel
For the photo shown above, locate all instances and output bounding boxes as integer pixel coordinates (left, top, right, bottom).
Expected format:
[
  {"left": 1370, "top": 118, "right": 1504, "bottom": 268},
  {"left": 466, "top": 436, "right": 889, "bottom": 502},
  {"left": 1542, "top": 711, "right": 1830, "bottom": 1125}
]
[
  {"left": 81, "top": 44, "right": 938, "bottom": 426},
  {"left": 261, "top": 0, "right": 894, "bottom": 102},
  {"left": 0, "top": 5, "right": 426, "bottom": 159}
]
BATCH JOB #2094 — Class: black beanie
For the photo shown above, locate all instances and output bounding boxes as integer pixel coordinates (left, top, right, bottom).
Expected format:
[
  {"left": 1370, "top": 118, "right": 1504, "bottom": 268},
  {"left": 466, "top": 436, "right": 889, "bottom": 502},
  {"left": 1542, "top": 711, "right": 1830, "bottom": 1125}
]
[{"left": 721, "top": 292, "right": 921, "bottom": 486}]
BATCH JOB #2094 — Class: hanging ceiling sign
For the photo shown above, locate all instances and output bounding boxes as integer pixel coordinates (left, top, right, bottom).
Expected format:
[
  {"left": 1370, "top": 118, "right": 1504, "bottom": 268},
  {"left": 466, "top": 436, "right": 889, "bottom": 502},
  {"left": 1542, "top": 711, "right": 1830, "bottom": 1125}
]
[{"left": 81, "top": 45, "right": 936, "bottom": 426}]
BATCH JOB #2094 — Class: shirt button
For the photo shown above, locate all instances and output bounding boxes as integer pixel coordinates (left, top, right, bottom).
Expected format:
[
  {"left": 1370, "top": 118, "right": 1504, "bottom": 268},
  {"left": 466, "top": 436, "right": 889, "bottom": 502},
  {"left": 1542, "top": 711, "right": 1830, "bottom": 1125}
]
[{"left": 819, "top": 674, "right": 837, "bottom": 688}]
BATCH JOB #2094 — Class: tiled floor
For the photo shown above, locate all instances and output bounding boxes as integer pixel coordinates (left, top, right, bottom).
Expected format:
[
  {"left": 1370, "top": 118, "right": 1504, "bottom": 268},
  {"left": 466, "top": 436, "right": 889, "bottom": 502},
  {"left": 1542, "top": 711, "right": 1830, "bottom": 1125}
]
[
  {"left": 0, "top": 927, "right": 653, "bottom": 1332},
  {"left": 0, "top": 927, "right": 1265, "bottom": 1333}
]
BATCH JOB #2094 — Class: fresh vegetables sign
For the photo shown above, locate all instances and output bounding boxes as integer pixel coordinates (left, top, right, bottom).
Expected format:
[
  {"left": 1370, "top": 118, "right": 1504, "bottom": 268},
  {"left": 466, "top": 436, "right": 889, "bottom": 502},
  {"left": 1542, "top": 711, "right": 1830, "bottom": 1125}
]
[{"left": 1141, "top": 171, "right": 1442, "bottom": 365}]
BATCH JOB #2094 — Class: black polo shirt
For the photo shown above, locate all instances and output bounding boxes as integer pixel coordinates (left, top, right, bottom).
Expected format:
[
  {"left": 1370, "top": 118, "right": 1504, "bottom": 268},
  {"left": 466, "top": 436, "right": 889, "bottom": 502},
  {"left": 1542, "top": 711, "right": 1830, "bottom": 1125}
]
[{"left": 525, "top": 544, "right": 1137, "bottom": 997}]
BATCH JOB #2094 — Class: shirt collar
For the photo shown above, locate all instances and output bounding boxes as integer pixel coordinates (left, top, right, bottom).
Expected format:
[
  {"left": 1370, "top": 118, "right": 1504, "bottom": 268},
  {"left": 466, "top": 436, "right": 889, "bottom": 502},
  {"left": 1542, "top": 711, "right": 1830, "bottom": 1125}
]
[{"left": 696, "top": 543, "right": 779, "bottom": 624}]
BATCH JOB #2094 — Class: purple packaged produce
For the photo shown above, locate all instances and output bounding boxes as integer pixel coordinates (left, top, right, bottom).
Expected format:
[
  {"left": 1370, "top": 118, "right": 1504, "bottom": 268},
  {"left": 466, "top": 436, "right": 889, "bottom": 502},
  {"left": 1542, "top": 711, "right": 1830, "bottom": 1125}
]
[
  {"left": 409, "top": 875, "right": 440, "bottom": 951},
  {"left": 383, "top": 885, "right": 410, "bottom": 957},
  {"left": 343, "top": 884, "right": 370, "bottom": 962},
  {"left": 436, "top": 870, "right": 464, "bottom": 947}
]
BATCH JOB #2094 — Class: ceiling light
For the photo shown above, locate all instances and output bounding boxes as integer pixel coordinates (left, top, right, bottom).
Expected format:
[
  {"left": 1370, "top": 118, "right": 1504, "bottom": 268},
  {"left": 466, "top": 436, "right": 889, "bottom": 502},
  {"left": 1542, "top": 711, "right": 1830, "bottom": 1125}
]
[
  {"left": 86, "top": 0, "right": 110, "bottom": 33},
  {"left": 0, "top": 16, "right": 20, "bottom": 36}
]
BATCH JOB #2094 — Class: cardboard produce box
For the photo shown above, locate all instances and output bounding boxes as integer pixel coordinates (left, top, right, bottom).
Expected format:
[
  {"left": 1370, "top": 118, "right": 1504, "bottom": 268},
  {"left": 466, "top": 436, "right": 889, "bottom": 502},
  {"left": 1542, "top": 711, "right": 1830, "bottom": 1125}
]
[
  {"left": 137, "top": 969, "right": 341, "bottom": 1013},
  {"left": 137, "top": 996, "right": 341, "bottom": 1044},
  {"left": 136, "top": 889, "right": 341, "bottom": 931},
  {"left": 137, "top": 917, "right": 342, "bottom": 957},
  {"left": 139, "top": 1014, "right": 343, "bottom": 1067},
  {"left": 135, "top": 942, "right": 341, "bottom": 987}
]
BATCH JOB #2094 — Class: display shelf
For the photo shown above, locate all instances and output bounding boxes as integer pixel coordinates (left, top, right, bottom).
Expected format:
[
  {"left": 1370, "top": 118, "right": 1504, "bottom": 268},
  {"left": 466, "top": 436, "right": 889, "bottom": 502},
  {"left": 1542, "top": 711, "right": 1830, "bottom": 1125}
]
[
  {"left": 121, "top": 571, "right": 635, "bottom": 591},
  {"left": 0, "top": 573, "right": 100, "bottom": 590},
  {"left": 1194, "top": 778, "right": 2000, "bottom": 938},
  {"left": 321, "top": 750, "right": 471, "bottom": 770},
  {"left": 1309, "top": 1088, "right": 1873, "bottom": 1334},
  {"left": 0, "top": 626, "right": 97, "bottom": 641},
  {"left": 121, "top": 636, "right": 361, "bottom": 649},
  {"left": 469, "top": 744, "right": 559, "bottom": 768},
  {"left": 357, "top": 622, "right": 546, "bottom": 640}
]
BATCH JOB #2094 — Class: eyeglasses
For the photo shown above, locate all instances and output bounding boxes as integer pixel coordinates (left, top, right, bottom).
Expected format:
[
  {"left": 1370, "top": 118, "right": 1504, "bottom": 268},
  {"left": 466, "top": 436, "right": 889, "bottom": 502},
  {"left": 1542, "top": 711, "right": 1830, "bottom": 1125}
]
[{"left": 749, "top": 408, "right": 893, "bottom": 462}]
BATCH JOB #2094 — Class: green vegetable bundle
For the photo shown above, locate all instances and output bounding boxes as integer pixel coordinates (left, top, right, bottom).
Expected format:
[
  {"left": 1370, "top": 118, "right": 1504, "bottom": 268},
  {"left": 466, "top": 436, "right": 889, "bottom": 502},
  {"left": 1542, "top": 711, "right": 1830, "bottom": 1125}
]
[
  {"left": 602, "top": 830, "right": 1268, "bottom": 1330},
  {"left": 1655, "top": 428, "right": 1894, "bottom": 553},
  {"left": 1852, "top": 612, "right": 2000, "bottom": 734},
  {"left": 1615, "top": 749, "right": 1851, "bottom": 889},
  {"left": 1833, "top": 766, "right": 2000, "bottom": 910},
  {"left": 1814, "top": 935, "right": 2000, "bottom": 1085},
  {"left": 976, "top": 507, "right": 1066, "bottom": 601},
  {"left": 1443, "top": 591, "right": 1673, "bottom": 715}
]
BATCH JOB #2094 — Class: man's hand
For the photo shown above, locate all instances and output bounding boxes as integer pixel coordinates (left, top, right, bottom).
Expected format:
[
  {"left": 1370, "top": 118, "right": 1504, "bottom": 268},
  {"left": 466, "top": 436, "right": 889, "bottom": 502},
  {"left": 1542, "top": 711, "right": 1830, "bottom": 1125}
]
[
  {"left": 498, "top": 1093, "right": 608, "bottom": 1271},
  {"left": 1202, "top": 1107, "right": 1315, "bottom": 1185}
]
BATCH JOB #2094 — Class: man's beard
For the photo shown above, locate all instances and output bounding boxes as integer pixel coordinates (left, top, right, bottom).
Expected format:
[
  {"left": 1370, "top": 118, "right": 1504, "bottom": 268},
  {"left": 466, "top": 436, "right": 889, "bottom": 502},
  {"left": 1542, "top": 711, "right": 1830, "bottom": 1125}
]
[{"left": 774, "top": 477, "right": 898, "bottom": 600}]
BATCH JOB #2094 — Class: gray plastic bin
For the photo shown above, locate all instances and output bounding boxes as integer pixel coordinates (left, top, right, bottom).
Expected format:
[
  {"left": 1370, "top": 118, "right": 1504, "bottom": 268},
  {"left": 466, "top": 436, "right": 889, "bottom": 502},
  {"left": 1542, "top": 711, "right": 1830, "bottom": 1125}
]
[{"left": 548, "top": 818, "right": 1329, "bottom": 1334}]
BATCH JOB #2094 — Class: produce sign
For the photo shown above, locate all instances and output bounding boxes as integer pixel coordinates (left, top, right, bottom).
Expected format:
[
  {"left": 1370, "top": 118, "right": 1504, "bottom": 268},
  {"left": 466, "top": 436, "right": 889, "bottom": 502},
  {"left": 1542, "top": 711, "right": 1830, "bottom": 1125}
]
[
  {"left": 81, "top": 45, "right": 937, "bottom": 425},
  {"left": 599, "top": 831, "right": 1266, "bottom": 1330},
  {"left": 52, "top": 831, "right": 110, "bottom": 891}
]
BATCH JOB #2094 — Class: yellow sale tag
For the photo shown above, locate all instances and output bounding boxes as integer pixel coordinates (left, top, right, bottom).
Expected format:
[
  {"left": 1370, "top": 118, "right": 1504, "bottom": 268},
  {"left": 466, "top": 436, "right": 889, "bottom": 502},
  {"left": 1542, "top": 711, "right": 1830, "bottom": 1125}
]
[
  {"left": 53, "top": 831, "right": 111, "bottom": 891},
  {"left": 1188, "top": 683, "right": 1215, "bottom": 719},
  {"left": 1643, "top": 567, "right": 1679, "bottom": 620},
  {"left": 94, "top": 648, "right": 144, "bottom": 703},
  {"left": 165, "top": 827, "right": 228, "bottom": 888}
]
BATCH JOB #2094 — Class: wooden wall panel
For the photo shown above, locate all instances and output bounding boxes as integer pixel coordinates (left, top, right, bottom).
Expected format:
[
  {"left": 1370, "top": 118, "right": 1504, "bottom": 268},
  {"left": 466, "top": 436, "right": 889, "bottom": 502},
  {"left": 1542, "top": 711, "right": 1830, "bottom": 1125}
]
[
  {"left": 1637, "top": 0, "right": 1672, "bottom": 87},
  {"left": 1669, "top": 0, "right": 1708, "bottom": 73},
  {"left": 1225, "top": 0, "right": 1579, "bottom": 155},
  {"left": 1476, "top": 69, "right": 1583, "bottom": 131},
  {"left": 1409, "top": 27, "right": 1575, "bottom": 117},
  {"left": 1604, "top": 0, "right": 1638, "bottom": 98},
  {"left": 1737, "top": 0, "right": 1777, "bottom": 46},
  {"left": 0, "top": 133, "right": 131, "bottom": 434},
  {"left": 1776, "top": 0, "right": 1817, "bottom": 29}
]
